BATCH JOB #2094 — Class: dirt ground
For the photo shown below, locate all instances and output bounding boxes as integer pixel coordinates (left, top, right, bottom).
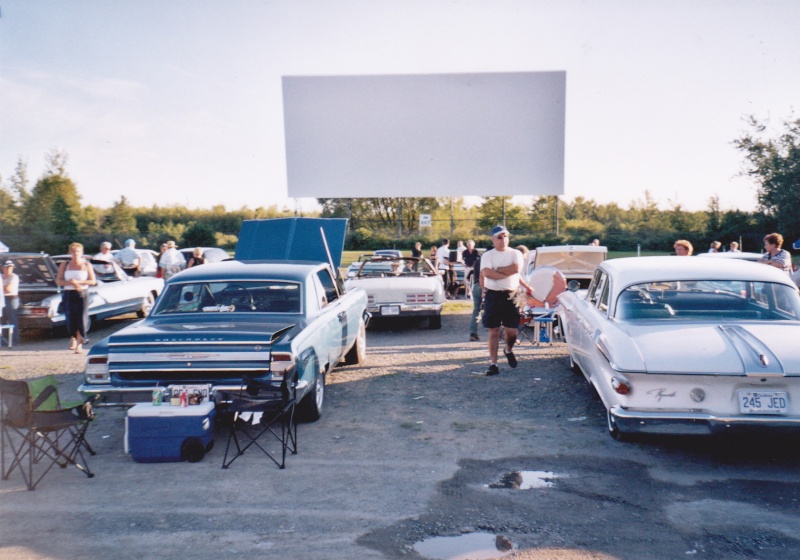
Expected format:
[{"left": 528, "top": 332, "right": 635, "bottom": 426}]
[{"left": 1, "top": 307, "right": 799, "bottom": 560}]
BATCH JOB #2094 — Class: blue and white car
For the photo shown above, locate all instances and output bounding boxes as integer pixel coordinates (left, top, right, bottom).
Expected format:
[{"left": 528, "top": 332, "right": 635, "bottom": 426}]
[{"left": 80, "top": 218, "right": 369, "bottom": 420}]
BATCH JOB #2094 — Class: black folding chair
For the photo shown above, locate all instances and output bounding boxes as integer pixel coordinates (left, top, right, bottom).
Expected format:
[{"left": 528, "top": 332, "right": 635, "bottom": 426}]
[
  {"left": 1, "top": 375, "right": 97, "bottom": 490},
  {"left": 219, "top": 375, "right": 297, "bottom": 470}
]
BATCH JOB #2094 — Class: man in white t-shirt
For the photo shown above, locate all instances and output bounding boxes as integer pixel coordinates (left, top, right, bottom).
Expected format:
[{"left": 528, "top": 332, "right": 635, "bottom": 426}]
[
  {"left": 435, "top": 239, "right": 452, "bottom": 296},
  {"left": 480, "top": 225, "right": 524, "bottom": 376}
]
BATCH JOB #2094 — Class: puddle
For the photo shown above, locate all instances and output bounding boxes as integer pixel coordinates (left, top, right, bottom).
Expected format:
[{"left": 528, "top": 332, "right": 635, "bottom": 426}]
[
  {"left": 414, "top": 532, "right": 514, "bottom": 560},
  {"left": 487, "top": 470, "right": 564, "bottom": 490}
]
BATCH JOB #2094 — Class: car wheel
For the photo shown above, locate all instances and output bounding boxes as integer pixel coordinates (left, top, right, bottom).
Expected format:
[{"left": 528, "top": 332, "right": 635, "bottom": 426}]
[
  {"left": 607, "top": 409, "right": 629, "bottom": 442},
  {"left": 344, "top": 320, "right": 367, "bottom": 365},
  {"left": 298, "top": 360, "right": 324, "bottom": 422},
  {"left": 137, "top": 293, "right": 155, "bottom": 318},
  {"left": 428, "top": 314, "right": 442, "bottom": 329}
]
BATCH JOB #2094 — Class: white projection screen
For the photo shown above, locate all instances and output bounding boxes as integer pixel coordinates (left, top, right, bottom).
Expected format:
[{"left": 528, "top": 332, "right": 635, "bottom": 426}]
[{"left": 282, "top": 71, "right": 565, "bottom": 199}]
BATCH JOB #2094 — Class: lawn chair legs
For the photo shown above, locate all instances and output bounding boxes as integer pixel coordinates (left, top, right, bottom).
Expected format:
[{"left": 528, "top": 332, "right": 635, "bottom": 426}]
[{"left": 221, "top": 399, "right": 297, "bottom": 470}]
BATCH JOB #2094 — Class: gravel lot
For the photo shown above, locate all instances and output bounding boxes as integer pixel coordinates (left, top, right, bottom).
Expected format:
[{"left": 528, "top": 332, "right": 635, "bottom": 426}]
[{"left": 1, "top": 308, "right": 799, "bottom": 560}]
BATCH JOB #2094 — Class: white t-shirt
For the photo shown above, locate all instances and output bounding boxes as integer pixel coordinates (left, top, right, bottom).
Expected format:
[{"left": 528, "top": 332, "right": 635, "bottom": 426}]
[
  {"left": 480, "top": 248, "right": 523, "bottom": 291},
  {"left": 435, "top": 245, "right": 450, "bottom": 270}
]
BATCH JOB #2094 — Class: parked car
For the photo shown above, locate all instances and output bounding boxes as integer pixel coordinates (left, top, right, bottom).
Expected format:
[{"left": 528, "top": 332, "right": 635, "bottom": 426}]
[
  {"left": 374, "top": 249, "right": 403, "bottom": 258},
  {"left": 344, "top": 255, "right": 445, "bottom": 329},
  {"left": 5, "top": 253, "right": 164, "bottom": 334},
  {"left": 179, "top": 247, "right": 230, "bottom": 264},
  {"left": 80, "top": 218, "right": 369, "bottom": 421},
  {"left": 525, "top": 244, "right": 607, "bottom": 290},
  {"left": 111, "top": 248, "right": 159, "bottom": 276},
  {"left": 557, "top": 256, "right": 800, "bottom": 440}
]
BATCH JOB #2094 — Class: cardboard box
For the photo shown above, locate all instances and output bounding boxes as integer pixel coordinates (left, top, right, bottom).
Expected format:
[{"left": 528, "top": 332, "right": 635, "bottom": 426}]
[{"left": 125, "top": 402, "right": 215, "bottom": 463}]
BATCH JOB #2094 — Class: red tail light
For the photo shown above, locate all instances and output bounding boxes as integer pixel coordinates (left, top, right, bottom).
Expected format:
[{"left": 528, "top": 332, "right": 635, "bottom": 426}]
[{"left": 611, "top": 377, "right": 631, "bottom": 395}]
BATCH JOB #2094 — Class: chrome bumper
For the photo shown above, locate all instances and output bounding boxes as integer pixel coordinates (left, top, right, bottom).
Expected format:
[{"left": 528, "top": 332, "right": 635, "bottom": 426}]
[
  {"left": 610, "top": 405, "right": 800, "bottom": 435},
  {"left": 78, "top": 382, "right": 282, "bottom": 407},
  {"left": 367, "top": 303, "right": 442, "bottom": 317}
]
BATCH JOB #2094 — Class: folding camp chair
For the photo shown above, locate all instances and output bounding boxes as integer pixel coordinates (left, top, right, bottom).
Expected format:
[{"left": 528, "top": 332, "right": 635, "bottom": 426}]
[
  {"left": 1, "top": 375, "right": 97, "bottom": 490},
  {"left": 219, "top": 375, "right": 297, "bottom": 470}
]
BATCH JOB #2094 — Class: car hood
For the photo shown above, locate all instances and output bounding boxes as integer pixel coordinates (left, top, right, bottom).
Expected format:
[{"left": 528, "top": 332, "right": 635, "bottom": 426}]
[
  {"left": 613, "top": 321, "right": 800, "bottom": 376},
  {"left": 3, "top": 253, "right": 59, "bottom": 290},
  {"left": 235, "top": 217, "right": 347, "bottom": 269},
  {"left": 530, "top": 246, "right": 606, "bottom": 279},
  {"left": 105, "top": 316, "right": 298, "bottom": 346}
]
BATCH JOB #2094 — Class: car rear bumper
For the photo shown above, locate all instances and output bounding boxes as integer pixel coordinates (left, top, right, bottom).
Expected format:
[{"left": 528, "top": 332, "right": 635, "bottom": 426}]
[
  {"left": 610, "top": 405, "right": 800, "bottom": 435},
  {"left": 367, "top": 303, "right": 442, "bottom": 318},
  {"left": 78, "top": 382, "right": 280, "bottom": 407}
]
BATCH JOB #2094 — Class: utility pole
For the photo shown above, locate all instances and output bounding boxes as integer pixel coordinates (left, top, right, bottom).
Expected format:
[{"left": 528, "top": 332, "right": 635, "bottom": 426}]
[
  {"left": 502, "top": 196, "right": 506, "bottom": 227},
  {"left": 554, "top": 195, "right": 559, "bottom": 236}
]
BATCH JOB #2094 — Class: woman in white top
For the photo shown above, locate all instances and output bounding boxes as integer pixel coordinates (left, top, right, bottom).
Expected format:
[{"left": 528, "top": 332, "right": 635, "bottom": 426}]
[{"left": 56, "top": 242, "right": 96, "bottom": 352}]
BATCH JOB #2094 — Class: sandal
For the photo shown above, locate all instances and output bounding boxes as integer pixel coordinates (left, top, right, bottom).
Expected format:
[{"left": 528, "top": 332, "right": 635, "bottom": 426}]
[{"left": 69, "top": 337, "right": 77, "bottom": 351}]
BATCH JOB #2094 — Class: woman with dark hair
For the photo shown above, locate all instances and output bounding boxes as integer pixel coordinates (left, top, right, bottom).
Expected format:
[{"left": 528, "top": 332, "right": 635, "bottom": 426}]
[{"left": 56, "top": 242, "right": 96, "bottom": 353}]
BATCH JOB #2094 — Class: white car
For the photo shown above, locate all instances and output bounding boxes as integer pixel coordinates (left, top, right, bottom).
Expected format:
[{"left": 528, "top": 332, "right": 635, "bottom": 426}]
[
  {"left": 557, "top": 256, "right": 800, "bottom": 440},
  {"left": 8, "top": 253, "right": 164, "bottom": 334},
  {"left": 344, "top": 256, "right": 445, "bottom": 329},
  {"left": 525, "top": 244, "right": 607, "bottom": 290}
]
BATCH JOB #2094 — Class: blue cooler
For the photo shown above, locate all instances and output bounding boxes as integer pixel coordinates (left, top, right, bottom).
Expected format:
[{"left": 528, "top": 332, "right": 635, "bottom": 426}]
[{"left": 125, "top": 402, "right": 215, "bottom": 463}]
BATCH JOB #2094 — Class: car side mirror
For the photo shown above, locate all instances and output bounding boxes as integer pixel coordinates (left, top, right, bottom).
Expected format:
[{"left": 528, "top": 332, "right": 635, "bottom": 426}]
[{"left": 567, "top": 280, "right": 581, "bottom": 292}]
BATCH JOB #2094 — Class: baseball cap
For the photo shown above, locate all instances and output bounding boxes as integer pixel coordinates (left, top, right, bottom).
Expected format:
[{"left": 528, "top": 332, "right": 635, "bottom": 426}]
[
  {"left": 125, "top": 239, "right": 135, "bottom": 247},
  {"left": 490, "top": 225, "right": 509, "bottom": 238},
  {"left": 3, "top": 260, "right": 13, "bottom": 267}
]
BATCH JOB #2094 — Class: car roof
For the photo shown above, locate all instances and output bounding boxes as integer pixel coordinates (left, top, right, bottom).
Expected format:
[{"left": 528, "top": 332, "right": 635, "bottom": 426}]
[
  {"left": 166, "top": 260, "right": 322, "bottom": 283},
  {"left": 601, "top": 256, "right": 797, "bottom": 287},
  {"left": 535, "top": 245, "right": 607, "bottom": 254}
]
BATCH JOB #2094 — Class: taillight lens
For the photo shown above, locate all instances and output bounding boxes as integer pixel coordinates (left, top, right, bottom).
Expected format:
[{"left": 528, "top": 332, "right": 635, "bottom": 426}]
[
  {"left": 270, "top": 352, "right": 294, "bottom": 380},
  {"left": 85, "top": 356, "right": 110, "bottom": 383},
  {"left": 611, "top": 377, "right": 631, "bottom": 395}
]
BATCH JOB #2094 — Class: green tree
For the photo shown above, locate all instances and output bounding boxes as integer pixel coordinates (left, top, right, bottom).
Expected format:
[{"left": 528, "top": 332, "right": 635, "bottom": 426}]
[
  {"left": 734, "top": 115, "right": 800, "bottom": 242},
  {"left": 183, "top": 222, "right": 217, "bottom": 247},
  {"left": 477, "top": 196, "right": 528, "bottom": 232},
  {"left": 105, "top": 196, "right": 138, "bottom": 236},
  {"left": 51, "top": 195, "right": 79, "bottom": 242}
]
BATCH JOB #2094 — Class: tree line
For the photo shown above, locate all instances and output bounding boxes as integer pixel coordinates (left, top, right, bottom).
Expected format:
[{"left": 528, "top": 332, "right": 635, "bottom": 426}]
[{"left": 2, "top": 116, "right": 797, "bottom": 255}]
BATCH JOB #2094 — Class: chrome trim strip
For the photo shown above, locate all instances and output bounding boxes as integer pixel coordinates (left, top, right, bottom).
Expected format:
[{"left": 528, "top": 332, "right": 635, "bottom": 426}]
[
  {"left": 108, "top": 351, "right": 268, "bottom": 362},
  {"left": 109, "top": 340, "right": 274, "bottom": 346}
]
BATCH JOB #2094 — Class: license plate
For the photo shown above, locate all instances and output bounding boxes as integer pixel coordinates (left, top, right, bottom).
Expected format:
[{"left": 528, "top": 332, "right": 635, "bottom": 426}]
[
  {"left": 168, "top": 384, "right": 211, "bottom": 400},
  {"left": 738, "top": 390, "right": 788, "bottom": 415},
  {"left": 380, "top": 305, "right": 400, "bottom": 316}
]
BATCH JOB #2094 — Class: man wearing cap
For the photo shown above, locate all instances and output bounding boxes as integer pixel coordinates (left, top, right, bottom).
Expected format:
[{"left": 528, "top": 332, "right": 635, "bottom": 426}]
[
  {"left": 115, "top": 239, "right": 141, "bottom": 277},
  {"left": 2, "top": 260, "right": 20, "bottom": 345},
  {"left": 480, "top": 225, "right": 524, "bottom": 376}
]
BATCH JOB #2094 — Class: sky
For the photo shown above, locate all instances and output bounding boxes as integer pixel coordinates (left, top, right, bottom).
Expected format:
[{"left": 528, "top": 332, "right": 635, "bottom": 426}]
[{"left": 1, "top": 0, "right": 798, "bottom": 214}]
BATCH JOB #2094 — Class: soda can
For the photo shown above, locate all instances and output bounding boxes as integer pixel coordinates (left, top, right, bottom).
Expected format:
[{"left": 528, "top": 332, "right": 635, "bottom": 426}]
[{"left": 152, "top": 389, "right": 162, "bottom": 406}]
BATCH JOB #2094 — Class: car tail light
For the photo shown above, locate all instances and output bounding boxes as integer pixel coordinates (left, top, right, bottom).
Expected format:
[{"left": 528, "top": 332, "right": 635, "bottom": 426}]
[
  {"left": 611, "top": 376, "right": 631, "bottom": 395},
  {"left": 367, "top": 295, "right": 375, "bottom": 305},
  {"left": 270, "top": 352, "right": 294, "bottom": 381},
  {"left": 29, "top": 307, "right": 50, "bottom": 317},
  {"left": 85, "top": 356, "right": 110, "bottom": 383},
  {"left": 406, "top": 293, "right": 434, "bottom": 303}
]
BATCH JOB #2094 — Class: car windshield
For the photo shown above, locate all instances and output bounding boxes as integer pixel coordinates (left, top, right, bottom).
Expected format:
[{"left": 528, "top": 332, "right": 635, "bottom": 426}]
[
  {"left": 154, "top": 281, "right": 301, "bottom": 314},
  {"left": 356, "top": 257, "right": 435, "bottom": 278},
  {"left": 616, "top": 280, "right": 800, "bottom": 321}
]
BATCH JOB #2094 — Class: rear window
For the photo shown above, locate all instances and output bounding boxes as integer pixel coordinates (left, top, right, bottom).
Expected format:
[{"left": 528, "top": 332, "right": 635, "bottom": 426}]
[
  {"left": 155, "top": 281, "right": 301, "bottom": 314},
  {"left": 616, "top": 280, "right": 800, "bottom": 321}
]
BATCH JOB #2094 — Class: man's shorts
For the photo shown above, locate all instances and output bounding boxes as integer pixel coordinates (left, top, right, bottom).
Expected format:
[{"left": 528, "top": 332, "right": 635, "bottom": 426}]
[{"left": 481, "top": 289, "right": 520, "bottom": 329}]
